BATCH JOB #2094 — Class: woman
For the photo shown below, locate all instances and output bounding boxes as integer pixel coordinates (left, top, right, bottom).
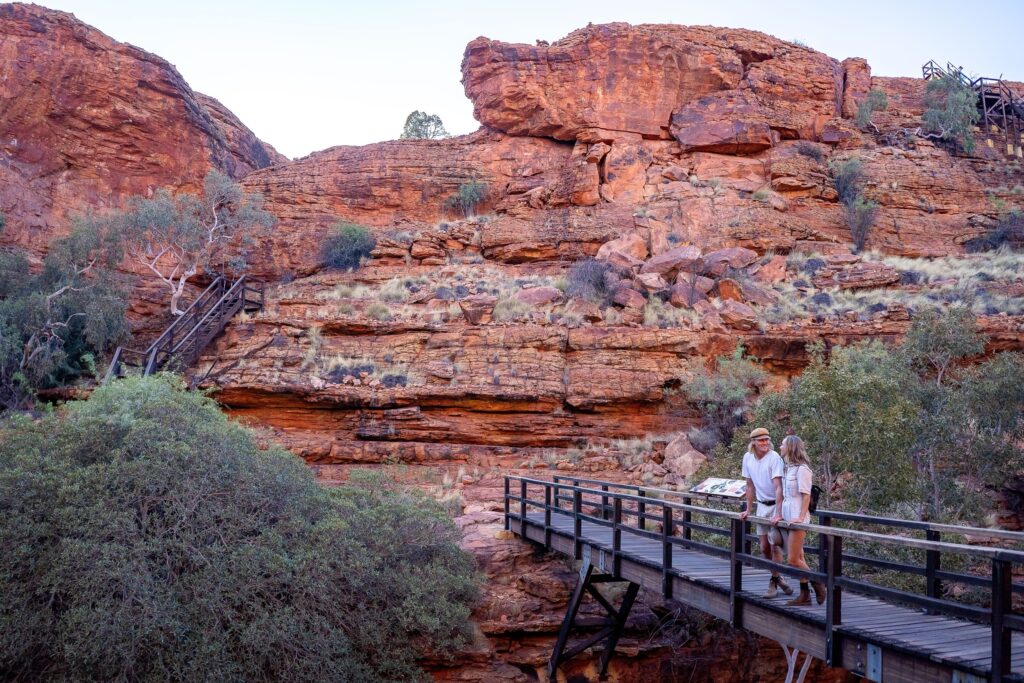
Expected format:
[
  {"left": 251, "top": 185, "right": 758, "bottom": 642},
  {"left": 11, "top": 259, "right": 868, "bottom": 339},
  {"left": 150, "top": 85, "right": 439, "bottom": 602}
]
[{"left": 776, "top": 435, "right": 825, "bottom": 605}]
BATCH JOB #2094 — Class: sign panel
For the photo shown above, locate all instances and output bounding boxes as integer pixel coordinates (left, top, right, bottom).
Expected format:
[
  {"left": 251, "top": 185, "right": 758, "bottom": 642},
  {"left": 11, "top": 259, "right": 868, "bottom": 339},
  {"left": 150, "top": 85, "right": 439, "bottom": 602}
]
[{"left": 690, "top": 477, "right": 747, "bottom": 498}]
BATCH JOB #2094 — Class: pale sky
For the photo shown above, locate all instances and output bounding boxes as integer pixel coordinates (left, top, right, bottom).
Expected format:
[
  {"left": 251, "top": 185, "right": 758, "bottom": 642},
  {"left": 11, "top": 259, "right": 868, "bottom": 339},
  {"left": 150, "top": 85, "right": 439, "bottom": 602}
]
[{"left": 29, "top": 0, "right": 1024, "bottom": 159}]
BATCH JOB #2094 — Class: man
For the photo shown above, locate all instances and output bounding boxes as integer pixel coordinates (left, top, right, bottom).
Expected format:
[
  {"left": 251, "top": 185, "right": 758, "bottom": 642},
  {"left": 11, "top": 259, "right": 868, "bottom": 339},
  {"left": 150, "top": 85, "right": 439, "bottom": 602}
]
[{"left": 738, "top": 426, "right": 793, "bottom": 598}]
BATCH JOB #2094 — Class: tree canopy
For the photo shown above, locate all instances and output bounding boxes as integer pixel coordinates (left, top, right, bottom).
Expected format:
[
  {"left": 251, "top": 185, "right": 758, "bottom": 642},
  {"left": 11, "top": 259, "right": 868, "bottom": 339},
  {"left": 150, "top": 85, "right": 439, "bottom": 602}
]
[
  {"left": 119, "top": 171, "right": 275, "bottom": 315},
  {"left": 0, "top": 216, "right": 128, "bottom": 410},
  {"left": 0, "top": 375, "right": 479, "bottom": 681},
  {"left": 400, "top": 111, "right": 449, "bottom": 140}
]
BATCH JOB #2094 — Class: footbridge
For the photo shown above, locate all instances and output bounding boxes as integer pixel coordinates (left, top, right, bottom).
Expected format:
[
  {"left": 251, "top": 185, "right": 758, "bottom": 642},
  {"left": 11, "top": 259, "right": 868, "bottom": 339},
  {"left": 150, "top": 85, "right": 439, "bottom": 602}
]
[{"left": 504, "top": 475, "right": 1024, "bottom": 682}]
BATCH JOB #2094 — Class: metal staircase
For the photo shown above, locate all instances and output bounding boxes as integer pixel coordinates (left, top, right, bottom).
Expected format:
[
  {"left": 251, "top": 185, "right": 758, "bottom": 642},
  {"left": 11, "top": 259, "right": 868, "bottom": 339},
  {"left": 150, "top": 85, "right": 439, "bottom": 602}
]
[
  {"left": 923, "top": 60, "right": 1024, "bottom": 157},
  {"left": 104, "top": 276, "right": 264, "bottom": 384}
]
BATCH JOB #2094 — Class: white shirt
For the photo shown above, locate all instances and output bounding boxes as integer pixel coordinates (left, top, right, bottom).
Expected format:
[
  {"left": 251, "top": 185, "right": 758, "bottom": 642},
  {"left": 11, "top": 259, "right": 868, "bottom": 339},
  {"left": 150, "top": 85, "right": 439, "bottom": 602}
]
[
  {"left": 742, "top": 449, "right": 784, "bottom": 502},
  {"left": 782, "top": 464, "right": 814, "bottom": 523}
]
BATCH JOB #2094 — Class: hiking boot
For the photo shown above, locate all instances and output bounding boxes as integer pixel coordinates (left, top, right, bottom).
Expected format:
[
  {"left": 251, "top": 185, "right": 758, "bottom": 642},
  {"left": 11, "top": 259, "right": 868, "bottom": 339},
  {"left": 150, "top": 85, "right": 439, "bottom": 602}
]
[
  {"left": 776, "top": 576, "right": 794, "bottom": 596},
  {"left": 763, "top": 576, "right": 780, "bottom": 598},
  {"left": 812, "top": 581, "right": 826, "bottom": 605},
  {"left": 786, "top": 582, "right": 811, "bottom": 606}
]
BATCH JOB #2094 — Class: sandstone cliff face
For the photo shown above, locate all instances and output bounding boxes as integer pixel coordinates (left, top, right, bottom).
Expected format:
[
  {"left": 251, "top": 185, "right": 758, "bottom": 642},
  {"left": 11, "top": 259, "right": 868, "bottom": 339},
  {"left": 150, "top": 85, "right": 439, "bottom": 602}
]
[{"left": 0, "top": 3, "right": 283, "bottom": 256}]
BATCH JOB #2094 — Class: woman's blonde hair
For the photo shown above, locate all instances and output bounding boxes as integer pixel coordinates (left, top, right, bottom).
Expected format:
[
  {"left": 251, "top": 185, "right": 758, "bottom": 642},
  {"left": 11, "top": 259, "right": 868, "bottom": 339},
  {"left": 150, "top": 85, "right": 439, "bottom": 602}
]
[{"left": 780, "top": 435, "right": 811, "bottom": 467}]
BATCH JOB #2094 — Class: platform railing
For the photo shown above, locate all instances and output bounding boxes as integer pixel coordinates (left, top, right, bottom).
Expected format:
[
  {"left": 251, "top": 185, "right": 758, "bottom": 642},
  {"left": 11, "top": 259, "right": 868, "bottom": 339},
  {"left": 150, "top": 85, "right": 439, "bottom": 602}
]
[{"left": 506, "top": 475, "right": 1024, "bottom": 677}]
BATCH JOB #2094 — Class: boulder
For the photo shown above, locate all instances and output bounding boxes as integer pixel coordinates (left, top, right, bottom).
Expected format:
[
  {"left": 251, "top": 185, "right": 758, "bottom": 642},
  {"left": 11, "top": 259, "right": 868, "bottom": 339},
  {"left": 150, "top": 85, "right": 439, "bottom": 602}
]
[
  {"left": 596, "top": 233, "right": 649, "bottom": 262},
  {"left": 669, "top": 282, "right": 708, "bottom": 308},
  {"left": 716, "top": 278, "right": 743, "bottom": 301},
  {"left": 693, "top": 300, "right": 726, "bottom": 332},
  {"left": 515, "top": 286, "right": 563, "bottom": 306},
  {"left": 675, "top": 272, "right": 716, "bottom": 295},
  {"left": 702, "top": 247, "right": 759, "bottom": 276},
  {"left": 635, "top": 272, "right": 669, "bottom": 292},
  {"left": 719, "top": 300, "right": 759, "bottom": 331},
  {"left": 612, "top": 286, "right": 647, "bottom": 309},
  {"left": 663, "top": 434, "right": 708, "bottom": 478},
  {"left": 459, "top": 294, "right": 497, "bottom": 324},
  {"left": 753, "top": 255, "right": 788, "bottom": 284},
  {"left": 640, "top": 245, "right": 703, "bottom": 277}
]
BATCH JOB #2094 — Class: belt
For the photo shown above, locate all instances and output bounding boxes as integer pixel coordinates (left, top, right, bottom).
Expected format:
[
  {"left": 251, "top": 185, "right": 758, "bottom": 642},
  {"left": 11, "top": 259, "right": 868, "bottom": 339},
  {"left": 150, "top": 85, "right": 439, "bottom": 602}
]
[{"left": 758, "top": 500, "right": 777, "bottom": 505}]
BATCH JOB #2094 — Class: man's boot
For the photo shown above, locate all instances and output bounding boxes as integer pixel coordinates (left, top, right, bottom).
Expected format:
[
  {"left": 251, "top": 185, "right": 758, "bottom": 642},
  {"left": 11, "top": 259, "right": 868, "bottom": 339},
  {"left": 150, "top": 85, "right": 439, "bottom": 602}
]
[
  {"left": 812, "top": 581, "right": 826, "bottom": 604},
  {"left": 763, "top": 576, "right": 779, "bottom": 598},
  {"left": 786, "top": 582, "right": 811, "bottom": 606},
  {"left": 776, "top": 575, "right": 794, "bottom": 596}
]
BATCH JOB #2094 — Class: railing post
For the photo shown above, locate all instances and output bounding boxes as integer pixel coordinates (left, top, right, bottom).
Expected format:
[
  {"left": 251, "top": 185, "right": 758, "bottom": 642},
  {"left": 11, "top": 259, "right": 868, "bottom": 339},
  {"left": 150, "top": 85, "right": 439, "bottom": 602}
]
[
  {"left": 925, "top": 529, "right": 941, "bottom": 604},
  {"left": 818, "top": 513, "right": 832, "bottom": 573},
  {"left": 544, "top": 484, "right": 552, "bottom": 548},
  {"left": 573, "top": 489, "right": 582, "bottom": 560},
  {"left": 729, "top": 517, "right": 744, "bottom": 627},
  {"left": 601, "top": 484, "right": 610, "bottom": 520},
  {"left": 662, "top": 505, "right": 673, "bottom": 599},
  {"left": 682, "top": 496, "right": 692, "bottom": 542},
  {"left": 992, "top": 557, "right": 1012, "bottom": 683},
  {"left": 520, "top": 479, "right": 527, "bottom": 538},
  {"left": 825, "top": 534, "right": 843, "bottom": 668},
  {"left": 638, "top": 490, "right": 646, "bottom": 531},
  {"left": 612, "top": 497, "right": 622, "bottom": 576},
  {"left": 503, "top": 477, "right": 510, "bottom": 531}
]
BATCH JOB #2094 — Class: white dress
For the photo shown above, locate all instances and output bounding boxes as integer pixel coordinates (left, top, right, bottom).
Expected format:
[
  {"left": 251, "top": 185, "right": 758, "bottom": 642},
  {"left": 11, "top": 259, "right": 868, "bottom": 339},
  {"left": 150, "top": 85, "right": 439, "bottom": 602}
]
[{"left": 781, "top": 464, "right": 813, "bottom": 524}]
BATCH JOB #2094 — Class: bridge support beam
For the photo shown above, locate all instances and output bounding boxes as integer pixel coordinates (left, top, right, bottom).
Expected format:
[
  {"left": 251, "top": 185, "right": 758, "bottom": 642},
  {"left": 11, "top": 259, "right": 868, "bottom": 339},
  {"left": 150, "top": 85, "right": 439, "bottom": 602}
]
[
  {"left": 547, "top": 555, "right": 639, "bottom": 681},
  {"left": 780, "top": 643, "right": 814, "bottom": 683}
]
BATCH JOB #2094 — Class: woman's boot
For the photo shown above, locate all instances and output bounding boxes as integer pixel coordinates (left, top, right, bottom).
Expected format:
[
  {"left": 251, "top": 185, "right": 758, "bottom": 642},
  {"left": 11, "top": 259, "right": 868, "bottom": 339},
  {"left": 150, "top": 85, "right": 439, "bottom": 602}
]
[
  {"left": 812, "top": 581, "right": 826, "bottom": 604},
  {"left": 786, "top": 582, "right": 811, "bottom": 606}
]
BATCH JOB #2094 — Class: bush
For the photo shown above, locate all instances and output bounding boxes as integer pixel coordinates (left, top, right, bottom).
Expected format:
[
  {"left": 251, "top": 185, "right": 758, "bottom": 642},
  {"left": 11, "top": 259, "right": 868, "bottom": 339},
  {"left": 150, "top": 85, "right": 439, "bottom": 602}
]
[
  {"left": 321, "top": 221, "right": 376, "bottom": 270},
  {"left": 830, "top": 158, "right": 864, "bottom": 207},
  {"left": 565, "top": 259, "right": 613, "bottom": 304},
  {"left": 0, "top": 376, "right": 478, "bottom": 681},
  {"left": 845, "top": 196, "right": 879, "bottom": 252},
  {"left": 795, "top": 141, "right": 824, "bottom": 162},
  {"left": 964, "top": 212, "right": 1024, "bottom": 252},
  {"left": 923, "top": 75, "right": 980, "bottom": 153},
  {"left": 856, "top": 88, "right": 889, "bottom": 129},
  {"left": 443, "top": 181, "right": 487, "bottom": 218},
  {"left": 683, "top": 346, "right": 768, "bottom": 448}
]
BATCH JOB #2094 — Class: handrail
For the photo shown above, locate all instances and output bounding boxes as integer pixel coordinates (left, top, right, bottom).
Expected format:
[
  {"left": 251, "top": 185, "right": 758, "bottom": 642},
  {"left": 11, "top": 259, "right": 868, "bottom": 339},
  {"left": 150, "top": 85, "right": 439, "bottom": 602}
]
[
  {"left": 534, "top": 476, "right": 1024, "bottom": 562},
  {"left": 551, "top": 475, "right": 1024, "bottom": 544},
  {"left": 103, "top": 275, "right": 262, "bottom": 383}
]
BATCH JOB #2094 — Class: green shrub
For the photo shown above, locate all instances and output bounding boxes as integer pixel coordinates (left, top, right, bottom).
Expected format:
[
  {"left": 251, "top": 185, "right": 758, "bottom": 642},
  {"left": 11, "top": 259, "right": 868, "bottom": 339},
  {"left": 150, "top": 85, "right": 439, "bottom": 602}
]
[
  {"left": 0, "top": 376, "right": 478, "bottom": 681},
  {"left": 443, "top": 181, "right": 488, "bottom": 218},
  {"left": 830, "top": 158, "right": 864, "bottom": 206},
  {"left": 923, "top": 75, "right": 980, "bottom": 153},
  {"left": 830, "top": 158, "right": 877, "bottom": 253},
  {"left": 683, "top": 346, "right": 768, "bottom": 451},
  {"left": 845, "top": 196, "right": 879, "bottom": 252},
  {"left": 565, "top": 259, "right": 613, "bottom": 304},
  {"left": 321, "top": 221, "right": 376, "bottom": 270},
  {"left": 856, "top": 88, "right": 889, "bottom": 129}
]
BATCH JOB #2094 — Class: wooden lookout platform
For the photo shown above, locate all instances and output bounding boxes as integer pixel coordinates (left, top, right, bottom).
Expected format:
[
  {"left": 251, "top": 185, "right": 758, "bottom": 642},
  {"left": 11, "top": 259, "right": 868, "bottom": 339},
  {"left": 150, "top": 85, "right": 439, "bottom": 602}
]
[{"left": 504, "top": 476, "right": 1024, "bottom": 683}]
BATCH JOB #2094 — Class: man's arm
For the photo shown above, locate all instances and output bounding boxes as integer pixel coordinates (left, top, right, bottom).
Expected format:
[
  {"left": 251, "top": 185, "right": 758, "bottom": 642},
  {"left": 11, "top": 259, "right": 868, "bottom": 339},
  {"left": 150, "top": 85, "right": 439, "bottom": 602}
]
[{"left": 740, "top": 477, "right": 754, "bottom": 520}]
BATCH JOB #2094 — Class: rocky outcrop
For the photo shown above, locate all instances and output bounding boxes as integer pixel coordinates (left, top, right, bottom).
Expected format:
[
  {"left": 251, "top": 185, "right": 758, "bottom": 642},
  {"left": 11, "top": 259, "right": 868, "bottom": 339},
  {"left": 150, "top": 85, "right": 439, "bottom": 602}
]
[{"left": 0, "top": 3, "right": 282, "bottom": 255}]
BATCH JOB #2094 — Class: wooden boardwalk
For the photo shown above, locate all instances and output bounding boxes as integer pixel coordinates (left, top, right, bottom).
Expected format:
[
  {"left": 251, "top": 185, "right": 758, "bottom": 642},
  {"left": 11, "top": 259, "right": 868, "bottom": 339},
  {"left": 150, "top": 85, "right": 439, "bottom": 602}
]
[{"left": 505, "top": 476, "right": 1024, "bottom": 683}]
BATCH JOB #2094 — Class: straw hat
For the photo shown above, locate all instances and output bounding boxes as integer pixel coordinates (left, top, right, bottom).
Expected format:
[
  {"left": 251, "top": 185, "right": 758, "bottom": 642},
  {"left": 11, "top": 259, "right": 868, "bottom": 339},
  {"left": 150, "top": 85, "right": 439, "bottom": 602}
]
[{"left": 748, "top": 427, "right": 770, "bottom": 440}]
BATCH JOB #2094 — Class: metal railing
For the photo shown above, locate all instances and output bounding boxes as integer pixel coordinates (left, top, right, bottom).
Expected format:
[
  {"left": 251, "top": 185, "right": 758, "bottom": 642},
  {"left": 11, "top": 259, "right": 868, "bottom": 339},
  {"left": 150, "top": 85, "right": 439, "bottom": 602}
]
[
  {"left": 505, "top": 475, "right": 1024, "bottom": 678},
  {"left": 104, "top": 276, "right": 263, "bottom": 384}
]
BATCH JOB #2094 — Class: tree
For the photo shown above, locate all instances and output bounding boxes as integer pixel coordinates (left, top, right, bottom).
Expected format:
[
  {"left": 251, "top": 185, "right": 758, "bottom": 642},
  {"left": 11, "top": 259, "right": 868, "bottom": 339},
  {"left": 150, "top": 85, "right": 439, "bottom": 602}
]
[
  {"left": 120, "top": 171, "right": 275, "bottom": 316},
  {"left": 443, "top": 181, "right": 488, "bottom": 218},
  {"left": 0, "top": 375, "right": 478, "bottom": 681},
  {"left": 923, "top": 75, "right": 980, "bottom": 153},
  {"left": 0, "top": 216, "right": 128, "bottom": 410},
  {"left": 902, "top": 306, "right": 985, "bottom": 387},
  {"left": 400, "top": 110, "right": 449, "bottom": 140}
]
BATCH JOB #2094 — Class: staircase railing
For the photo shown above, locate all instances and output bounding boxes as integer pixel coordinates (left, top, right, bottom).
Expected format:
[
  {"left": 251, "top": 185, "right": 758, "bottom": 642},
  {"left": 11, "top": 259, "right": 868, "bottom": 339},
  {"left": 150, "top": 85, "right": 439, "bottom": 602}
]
[
  {"left": 922, "top": 59, "right": 1024, "bottom": 157},
  {"left": 104, "top": 276, "right": 264, "bottom": 384}
]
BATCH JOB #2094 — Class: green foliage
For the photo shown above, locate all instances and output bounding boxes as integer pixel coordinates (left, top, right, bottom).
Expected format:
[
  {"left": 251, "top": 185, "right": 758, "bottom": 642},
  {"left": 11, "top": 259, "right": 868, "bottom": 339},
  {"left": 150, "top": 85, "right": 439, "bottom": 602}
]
[
  {"left": 400, "top": 110, "right": 450, "bottom": 140},
  {"left": 321, "top": 221, "right": 376, "bottom": 270},
  {"left": 565, "top": 259, "right": 613, "bottom": 304},
  {"left": 901, "top": 306, "right": 984, "bottom": 386},
  {"left": 856, "top": 88, "right": 889, "bottom": 129},
  {"left": 0, "top": 376, "right": 478, "bottom": 681},
  {"left": 830, "top": 158, "right": 877, "bottom": 252},
  {"left": 0, "top": 217, "right": 128, "bottom": 409},
  {"left": 923, "top": 75, "right": 980, "bottom": 153},
  {"left": 443, "top": 181, "right": 488, "bottom": 218},
  {"left": 119, "top": 170, "right": 276, "bottom": 315},
  {"left": 683, "top": 346, "right": 768, "bottom": 451}
]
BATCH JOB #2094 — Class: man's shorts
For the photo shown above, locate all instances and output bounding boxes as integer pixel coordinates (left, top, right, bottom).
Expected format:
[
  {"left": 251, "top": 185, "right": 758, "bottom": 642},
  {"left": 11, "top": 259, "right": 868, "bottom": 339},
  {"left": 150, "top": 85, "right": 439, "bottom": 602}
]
[{"left": 755, "top": 501, "right": 783, "bottom": 546}]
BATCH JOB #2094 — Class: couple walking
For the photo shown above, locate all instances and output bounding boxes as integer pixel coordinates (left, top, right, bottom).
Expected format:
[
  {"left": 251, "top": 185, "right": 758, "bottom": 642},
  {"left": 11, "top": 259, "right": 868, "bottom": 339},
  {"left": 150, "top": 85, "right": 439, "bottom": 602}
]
[{"left": 738, "top": 427, "right": 825, "bottom": 606}]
